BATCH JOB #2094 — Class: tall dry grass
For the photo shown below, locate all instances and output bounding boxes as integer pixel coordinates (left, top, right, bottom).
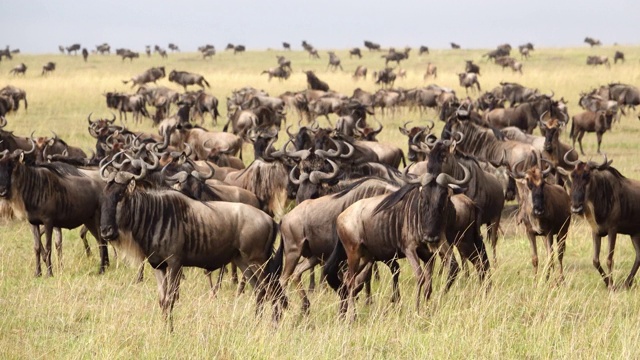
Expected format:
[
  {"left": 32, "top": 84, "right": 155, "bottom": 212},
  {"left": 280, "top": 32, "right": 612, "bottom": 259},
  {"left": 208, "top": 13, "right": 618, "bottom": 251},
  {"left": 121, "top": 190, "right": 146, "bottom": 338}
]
[{"left": 0, "top": 46, "right": 639, "bottom": 359}]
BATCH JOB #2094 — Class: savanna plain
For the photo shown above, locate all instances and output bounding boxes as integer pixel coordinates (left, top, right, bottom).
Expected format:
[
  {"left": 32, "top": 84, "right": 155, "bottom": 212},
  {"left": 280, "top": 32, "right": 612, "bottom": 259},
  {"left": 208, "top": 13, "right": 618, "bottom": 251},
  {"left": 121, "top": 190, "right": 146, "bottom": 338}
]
[{"left": 1, "top": 45, "right": 640, "bottom": 359}]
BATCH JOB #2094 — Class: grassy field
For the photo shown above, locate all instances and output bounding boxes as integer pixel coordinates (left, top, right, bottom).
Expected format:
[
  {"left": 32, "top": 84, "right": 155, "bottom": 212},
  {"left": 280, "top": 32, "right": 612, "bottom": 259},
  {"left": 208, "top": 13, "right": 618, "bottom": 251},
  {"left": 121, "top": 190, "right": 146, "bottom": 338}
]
[{"left": 1, "top": 45, "right": 640, "bottom": 359}]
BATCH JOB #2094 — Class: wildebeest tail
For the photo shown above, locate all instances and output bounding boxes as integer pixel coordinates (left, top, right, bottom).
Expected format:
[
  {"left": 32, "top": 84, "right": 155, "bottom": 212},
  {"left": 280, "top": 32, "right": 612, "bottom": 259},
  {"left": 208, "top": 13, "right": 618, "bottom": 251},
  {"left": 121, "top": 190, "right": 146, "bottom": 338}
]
[
  {"left": 265, "top": 220, "right": 288, "bottom": 308},
  {"left": 213, "top": 104, "right": 220, "bottom": 121},
  {"left": 569, "top": 117, "right": 575, "bottom": 139},
  {"left": 203, "top": 78, "right": 211, "bottom": 88},
  {"left": 323, "top": 231, "right": 347, "bottom": 292}
]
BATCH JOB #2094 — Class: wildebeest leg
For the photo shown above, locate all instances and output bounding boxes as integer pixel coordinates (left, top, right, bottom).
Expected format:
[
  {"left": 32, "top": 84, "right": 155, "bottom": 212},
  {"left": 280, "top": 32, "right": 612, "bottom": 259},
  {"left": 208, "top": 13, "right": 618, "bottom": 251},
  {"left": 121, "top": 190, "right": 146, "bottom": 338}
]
[
  {"left": 606, "top": 232, "right": 617, "bottom": 285},
  {"left": 404, "top": 245, "right": 426, "bottom": 312},
  {"left": 527, "top": 232, "right": 539, "bottom": 277},
  {"left": 43, "top": 224, "right": 54, "bottom": 277},
  {"left": 79, "top": 225, "right": 92, "bottom": 257},
  {"left": 347, "top": 261, "right": 373, "bottom": 321},
  {"left": 154, "top": 267, "right": 168, "bottom": 310},
  {"left": 591, "top": 233, "right": 611, "bottom": 288},
  {"left": 323, "top": 114, "right": 333, "bottom": 127},
  {"left": 308, "top": 266, "right": 315, "bottom": 292},
  {"left": 136, "top": 262, "right": 144, "bottom": 283},
  {"left": 54, "top": 227, "right": 63, "bottom": 271},
  {"left": 31, "top": 225, "right": 43, "bottom": 277},
  {"left": 557, "top": 229, "right": 568, "bottom": 283},
  {"left": 385, "top": 260, "right": 401, "bottom": 303},
  {"left": 230, "top": 262, "right": 239, "bottom": 284},
  {"left": 577, "top": 131, "right": 586, "bottom": 155},
  {"left": 622, "top": 235, "right": 640, "bottom": 288},
  {"left": 488, "top": 221, "right": 500, "bottom": 266},
  {"left": 596, "top": 131, "right": 604, "bottom": 154},
  {"left": 543, "top": 233, "right": 555, "bottom": 281},
  {"left": 290, "top": 257, "right": 320, "bottom": 314}
]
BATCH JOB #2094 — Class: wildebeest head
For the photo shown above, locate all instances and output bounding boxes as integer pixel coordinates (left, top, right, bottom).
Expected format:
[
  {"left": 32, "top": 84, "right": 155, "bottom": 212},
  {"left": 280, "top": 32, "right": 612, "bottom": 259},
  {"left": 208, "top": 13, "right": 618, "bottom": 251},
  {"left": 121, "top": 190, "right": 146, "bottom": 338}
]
[
  {"left": 541, "top": 118, "right": 561, "bottom": 152},
  {"left": 399, "top": 120, "right": 435, "bottom": 162},
  {"left": 0, "top": 142, "right": 36, "bottom": 198},
  {"left": 566, "top": 154, "right": 611, "bottom": 215},
  {"left": 512, "top": 160, "right": 554, "bottom": 217}
]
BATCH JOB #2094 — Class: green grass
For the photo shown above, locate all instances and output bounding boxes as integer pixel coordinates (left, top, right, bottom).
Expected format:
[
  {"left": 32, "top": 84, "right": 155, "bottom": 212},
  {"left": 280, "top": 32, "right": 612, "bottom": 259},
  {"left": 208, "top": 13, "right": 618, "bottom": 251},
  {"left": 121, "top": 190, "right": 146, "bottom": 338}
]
[{"left": 1, "top": 46, "right": 640, "bottom": 359}]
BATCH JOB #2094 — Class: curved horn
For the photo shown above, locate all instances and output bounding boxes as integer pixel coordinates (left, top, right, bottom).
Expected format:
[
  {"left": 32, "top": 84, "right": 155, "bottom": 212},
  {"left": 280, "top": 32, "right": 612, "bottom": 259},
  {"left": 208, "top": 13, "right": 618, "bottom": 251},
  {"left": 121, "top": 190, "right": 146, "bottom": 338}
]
[
  {"left": 87, "top": 113, "right": 94, "bottom": 125},
  {"left": 99, "top": 157, "right": 117, "bottom": 181},
  {"left": 286, "top": 125, "right": 298, "bottom": 139},
  {"left": 309, "top": 159, "right": 340, "bottom": 184},
  {"left": 539, "top": 110, "right": 549, "bottom": 123},
  {"left": 510, "top": 158, "right": 527, "bottom": 179},
  {"left": 191, "top": 161, "right": 215, "bottom": 180},
  {"left": 541, "top": 158, "right": 554, "bottom": 176},
  {"left": 50, "top": 131, "right": 59, "bottom": 141},
  {"left": 436, "top": 163, "right": 471, "bottom": 187},
  {"left": 563, "top": 149, "right": 580, "bottom": 167},
  {"left": 372, "top": 117, "right": 383, "bottom": 135},
  {"left": 314, "top": 137, "right": 341, "bottom": 158},
  {"left": 288, "top": 165, "right": 309, "bottom": 185},
  {"left": 340, "top": 141, "right": 355, "bottom": 158},
  {"left": 0, "top": 116, "right": 7, "bottom": 129},
  {"left": 411, "top": 129, "right": 425, "bottom": 145},
  {"left": 595, "top": 153, "right": 609, "bottom": 169},
  {"left": 24, "top": 135, "right": 36, "bottom": 155},
  {"left": 453, "top": 131, "right": 464, "bottom": 143},
  {"left": 402, "top": 121, "right": 412, "bottom": 132},
  {"left": 425, "top": 119, "right": 435, "bottom": 131},
  {"left": 355, "top": 118, "right": 366, "bottom": 133}
]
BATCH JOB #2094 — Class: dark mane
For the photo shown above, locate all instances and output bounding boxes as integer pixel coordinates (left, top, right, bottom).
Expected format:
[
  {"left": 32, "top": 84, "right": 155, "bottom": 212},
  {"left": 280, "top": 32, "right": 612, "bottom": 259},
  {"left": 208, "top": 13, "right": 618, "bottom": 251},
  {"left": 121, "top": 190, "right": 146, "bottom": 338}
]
[
  {"left": 38, "top": 161, "right": 85, "bottom": 177},
  {"left": 331, "top": 176, "right": 397, "bottom": 199},
  {"left": 373, "top": 183, "right": 420, "bottom": 215}
]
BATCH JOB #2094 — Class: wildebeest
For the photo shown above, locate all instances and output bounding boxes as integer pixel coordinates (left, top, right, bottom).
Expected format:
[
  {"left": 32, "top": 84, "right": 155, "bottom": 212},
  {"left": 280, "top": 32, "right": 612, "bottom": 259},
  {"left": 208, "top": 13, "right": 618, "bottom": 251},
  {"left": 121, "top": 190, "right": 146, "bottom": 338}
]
[
  {"left": 283, "top": 42, "right": 291, "bottom": 50},
  {"left": 120, "top": 50, "right": 140, "bottom": 62},
  {"left": 327, "top": 52, "right": 343, "bottom": 71},
  {"left": 0, "top": 86, "right": 28, "bottom": 111},
  {"left": 105, "top": 92, "right": 150, "bottom": 123},
  {"left": 465, "top": 60, "right": 480, "bottom": 75},
  {"left": 202, "top": 48, "right": 216, "bottom": 59},
  {"left": 349, "top": 48, "right": 362, "bottom": 59},
  {"left": 96, "top": 43, "right": 110, "bottom": 54},
  {"left": 9, "top": 63, "right": 27, "bottom": 76},
  {"left": 261, "top": 66, "right": 290, "bottom": 81},
  {"left": 423, "top": 63, "right": 437, "bottom": 80},
  {"left": 276, "top": 55, "right": 292, "bottom": 71},
  {"left": 99, "top": 162, "right": 286, "bottom": 329},
  {"left": 364, "top": 40, "right": 381, "bottom": 51},
  {"left": 168, "top": 70, "right": 211, "bottom": 91},
  {"left": 511, "top": 160, "right": 571, "bottom": 280},
  {"left": 562, "top": 154, "right": 640, "bottom": 289},
  {"left": 0, "top": 145, "right": 109, "bottom": 277},
  {"left": 586, "top": 56, "right": 610, "bottom": 68},
  {"left": 493, "top": 82, "right": 540, "bottom": 107},
  {"left": 614, "top": 51, "right": 625, "bottom": 64},
  {"left": 458, "top": 72, "right": 481, "bottom": 94},
  {"left": 180, "top": 90, "right": 221, "bottom": 125},
  {"left": 584, "top": 37, "right": 601, "bottom": 47},
  {"left": 381, "top": 48, "right": 410, "bottom": 65},
  {"left": 375, "top": 68, "right": 397, "bottom": 88},
  {"left": 484, "top": 95, "right": 558, "bottom": 134},
  {"left": 66, "top": 43, "right": 81, "bottom": 55},
  {"left": 304, "top": 71, "right": 330, "bottom": 91},
  {"left": 123, "top": 67, "right": 166, "bottom": 88},
  {"left": 570, "top": 109, "right": 615, "bottom": 155},
  {"left": 234, "top": 45, "right": 246, "bottom": 54},
  {"left": 419, "top": 46, "right": 429, "bottom": 55},
  {"left": 168, "top": 43, "right": 180, "bottom": 52},
  {"left": 154, "top": 45, "right": 168, "bottom": 58},
  {"left": 519, "top": 43, "right": 534, "bottom": 59},
  {"left": 451, "top": 42, "right": 461, "bottom": 49},
  {"left": 353, "top": 65, "right": 368, "bottom": 80},
  {"left": 82, "top": 48, "right": 88, "bottom": 62}
]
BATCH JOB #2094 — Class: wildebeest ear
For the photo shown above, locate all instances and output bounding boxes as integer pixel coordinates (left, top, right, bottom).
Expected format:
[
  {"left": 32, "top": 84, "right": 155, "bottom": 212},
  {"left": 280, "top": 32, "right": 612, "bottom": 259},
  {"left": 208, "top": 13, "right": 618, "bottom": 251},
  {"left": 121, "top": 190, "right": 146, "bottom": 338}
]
[
  {"left": 398, "top": 127, "right": 409, "bottom": 136},
  {"left": 18, "top": 152, "right": 24, "bottom": 163},
  {"left": 449, "top": 185, "right": 467, "bottom": 194},
  {"left": 126, "top": 179, "right": 136, "bottom": 194}
]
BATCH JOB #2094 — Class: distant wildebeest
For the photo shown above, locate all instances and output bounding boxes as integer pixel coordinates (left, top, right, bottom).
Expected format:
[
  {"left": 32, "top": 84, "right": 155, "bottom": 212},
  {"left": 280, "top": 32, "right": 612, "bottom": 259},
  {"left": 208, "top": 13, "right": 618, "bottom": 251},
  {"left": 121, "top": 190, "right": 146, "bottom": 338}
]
[
  {"left": 382, "top": 48, "right": 410, "bottom": 65},
  {"left": 304, "top": 71, "right": 330, "bottom": 91},
  {"left": 145, "top": 45, "right": 151, "bottom": 57},
  {"left": 58, "top": 45, "right": 65, "bottom": 54},
  {"left": 168, "top": 70, "right": 210, "bottom": 91},
  {"left": 423, "top": 63, "right": 437, "bottom": 80},
  {"left": 9, "top": 63, "right": 27, "bottom": 76},
  {"left": 120, "top": 50, "right": 140, "bottom": 62},
  {"left": 586, "top": 56, "right": 610, "bottom": 68},
  {"left": 570, "top": 109, "right": 616, "bottom": 155},
  {"left": 349, "top": 47, "right": 362, "bottom": 59},
  {"left": 484, "top": 47, "right": 511, "bottom": 61},
  {"left": 82, "top": 48, "right": 88, "bottom": 62},
  {"left": 41, "top": 62, "right": 56, "bottom": 76},
  {"left": 0, "top": 86, "right": 28, "bottom": 111},
  {"left": 225, "top": 43, "right": 235, "bottom": 51},
  {"left": 276, "top": 56, "right": 292, "bottom": 71},
  {"left": 283, "top": 42, "right": 291, "bottom": 50},
  {"left": 154, "top": 45, "right": 168, "bottom": 58},
  {"left": 66, "top": 43, "right": 81, "bottom": 55},
  {"left": 458, "top": 72, "right": 481, "bottom": 94},
  {"left": 465, "top": 60, "right": 480, "bottom": 75},
  {"left": 519, "top": 43, "right": 534, "bottom": 59},
  {"left": 584, "top": 37, "right": 601, "bottom": 47},
  {"left": 123, "top": 67, "right": 166, "bottom": 88},
  {"left": 261, "top": 65, "right": 291, "bottom": 81},
  {"left": 511, "top": 160, "right": 571, "bottom": 280},
  {"left": 202, "top": 48, "right": 216, "bottom": 59},
  {"left": 168, "top": 43, "right": 180, "bottom": 52},
  {"left": 327, "top": 51, "right": 343, "bottom": 71},
  {"left": 419, "top": 45, "right": 429, "bottom": 55},
  {"left": 561, "top": 154, "right": 640, "bottom": 289},
  {"left": 353, "top": 65, "right": 367, "bottom": 80},
  {"left": 363, "top": 40, "right": 381, "bottom": 51},
  {"left": 96, "top": 43, "right": 110, "bottom": 54},
  {"left": 375, "top": 68, "right": 397, "bottom": 88},
  {"left": 234, "top": 45, "right": 246, "bottom": 54},
  {"left": 105, "top": 92, "right": 150, "bottom": 123},
  {"left": 450, "top": 42, "right": 461, "bottom": 49},
  {"left": 614, "top": 51, "right": 625, "bottom": 64}
]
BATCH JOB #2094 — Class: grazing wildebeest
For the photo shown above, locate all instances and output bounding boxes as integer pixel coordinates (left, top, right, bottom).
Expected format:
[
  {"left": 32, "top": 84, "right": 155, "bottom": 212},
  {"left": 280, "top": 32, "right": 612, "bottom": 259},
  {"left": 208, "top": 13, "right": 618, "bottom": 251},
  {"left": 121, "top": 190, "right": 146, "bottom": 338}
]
[
  {"left": 493, "top": 82, "right": 540, "bottom": 107},
  {"left": 382, "top": 48, "right": 410, "bottom": 65},
  {"left": 562, "top": 154, "right": 640, "bottom": 289},
  {"left": 120, "top": 50, "right": 139, "bottom": 62},
  {"left": 349, "top": 48, "right": 362, "bottom": 59},
  {"left": 363, "top": 40, "right": 381, "bottom": 51},
  {"left": 234, "top": 45, "right": 246, "bottom": 54},
  {"left": 614, "top": 51, "right": 625, "bottom": 64},
  {"left": 519, "top": 43, "right": 534, "bottom": 59},
  {"left": 465, "top": 60, "right": 480, "bottom": 75},
  {"left": 423, "top": 63, "right": 437, "bottom": 80},
  {"left": 586, "top": 56, "right": 610, "bottom": 68},
  {"left": 168, "top": 70, "right": 210, "bottom": 91},
  {"left": 180, "top": 90, "right": 221, "bottom": 125},
  {"left": 202, "top": 48, "right": 216, "bottom": 59},
  {"left": 9, "top": 63, "right": 27, "bottom": 76},
  {"left": 99, "top": 163, "right": 287, "bottom": 330},
  {"left": 154, "top": 45, "right": 168, "bottom": 58},
  {"left": 96, "top": 43, "right": 110, "bottom": 54},
  {"left": 168, "top": 43, "right": 180, "bottom": 52},
  {"left": 375, "top": 68, "right": 397, "bottom": 88},
  {"left": 584, "top": 37, "right": 601, "bottom": 47},
  {"left": 304, "top": 71, "right": 330, "bottom": 91},
  {"left": 511, "top": 160, "right": 571, "bottom": 280},
  {"left": 261, "top": 66, "right": 290, "bottom": 81},
  {"left": 105, "top": 92, "right": 150, "bottom": 123},
  {"left": 327, "top": 51, "right": 343, "bottom": 71},
  {"left": 66, "top": 43, "right": 81, "bottom": 55},
  {"left": 82, "top": 48, "right": 88, "bottom": 62},
  {"left": 123, "top": 67, "right": 166, "bottom": 88},
  {"left": 0, "top": 145, "right": 109, "bottom": 277},
  {"left": 458, "top": 72, "right": 481, "bottom": 94},
  {"left": 570, "top": 109, "right": 615, "bottom": 155},
  {"left": 282, "top": 42, "right": 291, "bottom": 50},
  {"left": 484, "top": 95, "right": 558, "bottom": 134},
  {"left": 450, "top": 42, "right": 461, "bottom": 49},
  {"left": 0, "top": 86, "right": 28, "bottom": 111},
  {"left": 353, "top": 65, "right": 368, "bottom": 80},
  {"left": 41, "top": 61, "right": 56, "bottom": 76},
  {"left": 419, "top": 46, "right": 429, "bottom": 55},
  {"left": 276, "top": 55, "right": 292, "bottom": 71}
]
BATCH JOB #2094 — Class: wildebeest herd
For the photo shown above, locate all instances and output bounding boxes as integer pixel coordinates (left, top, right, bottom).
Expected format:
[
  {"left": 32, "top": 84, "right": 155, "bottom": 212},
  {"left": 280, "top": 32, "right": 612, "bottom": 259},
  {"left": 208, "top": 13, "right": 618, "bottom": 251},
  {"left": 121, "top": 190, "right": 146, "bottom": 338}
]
[{"left": 1, "top": 39, "right": 640, "bottom": 330}]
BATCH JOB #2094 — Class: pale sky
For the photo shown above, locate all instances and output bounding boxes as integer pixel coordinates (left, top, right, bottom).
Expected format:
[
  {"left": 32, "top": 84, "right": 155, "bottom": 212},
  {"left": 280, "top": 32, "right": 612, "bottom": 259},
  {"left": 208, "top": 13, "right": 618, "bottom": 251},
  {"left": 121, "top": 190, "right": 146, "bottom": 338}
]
[{"left": 2, "top": 0, "right": 639, "bottom": 53}]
